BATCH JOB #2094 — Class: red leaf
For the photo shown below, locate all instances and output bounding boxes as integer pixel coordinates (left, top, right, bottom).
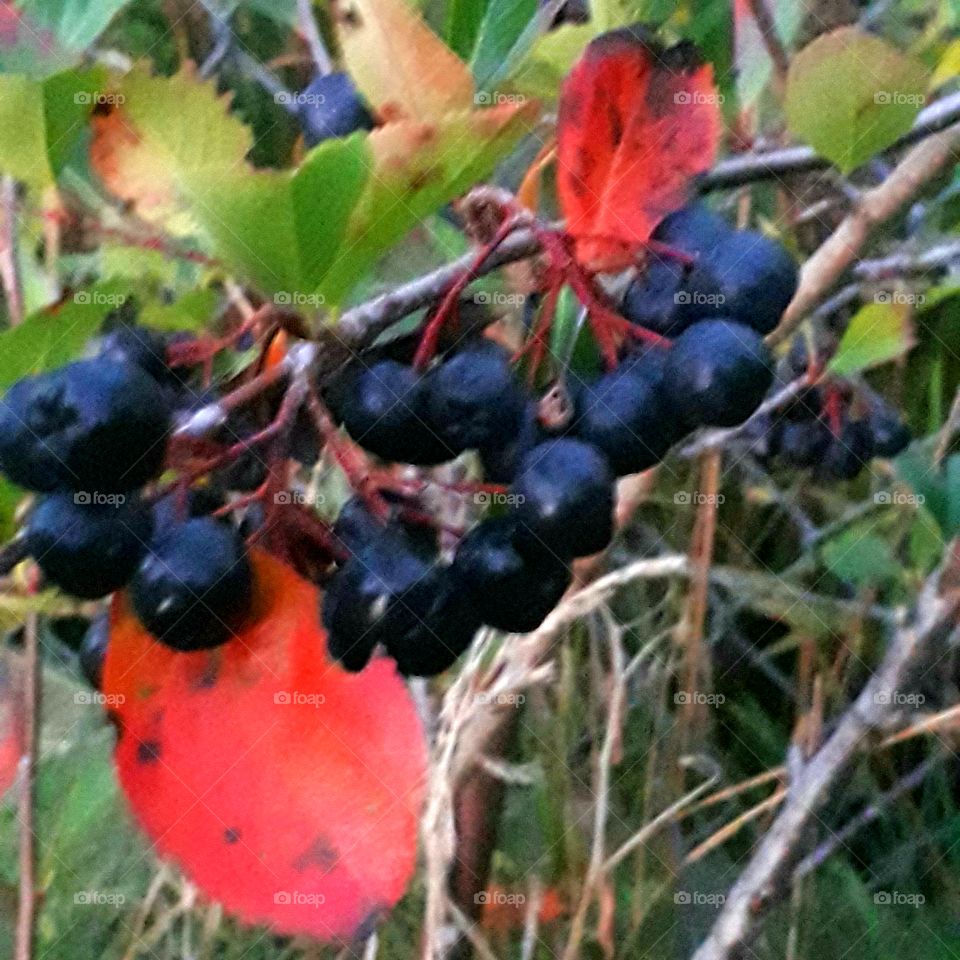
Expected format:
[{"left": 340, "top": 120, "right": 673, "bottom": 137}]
[
  {"left": 103, "top": 550, "right": 427, "bottom": 942},
  {"left": 556, "top": 26, "right": 722, "bottom": 272}
]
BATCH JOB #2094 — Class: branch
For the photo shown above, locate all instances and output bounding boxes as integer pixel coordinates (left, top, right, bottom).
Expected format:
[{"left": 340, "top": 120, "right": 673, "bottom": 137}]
[
  {"left": 769, "top": 122, "right": 960, "bottom": 345},
  {"left": 691, "top": 548, "right": 960, "bottom": 960},
  {"left": 334, "top": 93, "right": 960, "bottom": 350}
]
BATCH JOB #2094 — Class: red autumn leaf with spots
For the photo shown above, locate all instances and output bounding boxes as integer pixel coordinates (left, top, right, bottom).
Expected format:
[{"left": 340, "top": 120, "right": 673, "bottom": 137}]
[
  {"left": 103, "top": 550, "right": 427, "bottom": 942},
  {"left": 556, "top": 25, "right": 723, "bottom": 273}
]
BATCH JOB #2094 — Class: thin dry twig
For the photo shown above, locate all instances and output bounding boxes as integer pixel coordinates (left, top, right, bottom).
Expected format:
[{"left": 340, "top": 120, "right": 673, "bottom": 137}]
[{"left": 691, "top": 548, "right": 960, "bottom": 960}]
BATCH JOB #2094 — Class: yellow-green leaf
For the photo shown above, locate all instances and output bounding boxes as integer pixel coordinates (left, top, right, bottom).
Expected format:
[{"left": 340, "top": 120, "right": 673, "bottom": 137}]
[
  {"left": 828, "top": 300, "right": 915, "bottom": 377},
  {"left": 785, "top": 27, "right": 928, "bottom": 173}
]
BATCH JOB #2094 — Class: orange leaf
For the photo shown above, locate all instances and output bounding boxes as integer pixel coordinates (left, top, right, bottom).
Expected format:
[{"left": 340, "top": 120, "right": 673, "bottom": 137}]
[
  {"left": 104, "top": 550, "right": 427, "bottom": 942},
  {"left": 556, "top": 26, "right": 722, "bottom": 272},
  {"left": 334, "top": 0, "right": 475, "bottom": 122},
  {"left": 0, "top": 650, "right": 23, "bottom": 798}
]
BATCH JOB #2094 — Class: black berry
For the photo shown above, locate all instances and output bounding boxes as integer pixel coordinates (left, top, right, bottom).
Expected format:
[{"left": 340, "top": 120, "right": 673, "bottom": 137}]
[
  {"left": 662, "top": 319, "right": 774, "bottom": 429},
  {"left": 512, "top": 439, "right": 615, "bottom": 559},
  {"left": 27, "top": 492, "right": 153, "bottom": 599},
  {"left": 452, "top": 516, "right": 571, "bottom": 632},
  {"left": 572, "top": 359, "right": 677, "bottom": 476},
  {"left": 79, "top": 612, "right": 109, "bottom": 690},
  {"left": 819, "top": 420, "right": 875, "bottom": 481},
  {"left": 382, "top": 570, "right": 480, "bottom": 677},
  {"left": 869, "top": 409, "right": 911, "bottom": 458},
  {"left": 339, "top": 359, "right": 455, "bottom": 465},
  {"left": 298, "top": 72, "right": 374, "bottom": 147},
  {"left": 131, "top": 517, "right": 253, "bottom": 652},
  {"left": 0, "top": 359, "right": 172, "bottom": 493},
  {"left": 425, "top": 341, "right": 526, "bottom": 452}
]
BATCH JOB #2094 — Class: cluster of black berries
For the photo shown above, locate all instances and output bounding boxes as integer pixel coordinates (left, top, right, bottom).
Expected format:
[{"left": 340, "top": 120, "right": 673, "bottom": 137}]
[
  {"left": 0, "top": 326, "right": 254, "bottom": 653},
  {"left": 749, "top": 379, "right": 911, "bottom": 481},
  {"left": 320, "top": 204, "right": 801, "bottom": 675}
]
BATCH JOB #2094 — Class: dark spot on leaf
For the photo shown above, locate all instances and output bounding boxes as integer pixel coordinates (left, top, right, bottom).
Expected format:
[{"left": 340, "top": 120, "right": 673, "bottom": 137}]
[
  {"left": 293, "top": 835, "right": 339, "bottom": 874},
  {"left": 137, "top": 739, "right": 162, "bottom": 764},
  {"left": 224, "top": 827, "right": 241, "bottom": 844},
  {"left": 106, "top": 709, "right": 124, "bottom": 739},
  {"left": 191, "top": 655, "right": 220, "bottom": 691}
]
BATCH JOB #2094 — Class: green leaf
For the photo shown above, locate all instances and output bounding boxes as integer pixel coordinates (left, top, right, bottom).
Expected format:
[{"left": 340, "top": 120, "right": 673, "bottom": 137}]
[
  {"left": 184, "top": 135, "right": 370, "bottom": 302},
  {"left": 446, "top": 0, "right": 489, "bottom": 60},
  {"left": 139, "top": 288, "right": 219, "bottom": 332},
  {"left": 470, "top": 0, "right": 537, "bottom": 90},
  {"left": 0, "top": 68, "right": 102, "bottom": 190},
  {"left": 828, "top": 301, "right": 915, "bottom": 377},
  {"left": 786, "top": 27, "right": 929, "bottom": 173},
  {"left": 821, "top": 528, "right": 900, "bottom": 588},
  {"left": 319, "top": 102, "right": 537, "bottom": 305},
  {"left": 17, "top": 0, "right": 133, "bottom": 53},
  {"left": 509, "top": 23, "right": 594, "bottom": 100},
  {"left": 0, "top": 281, "right": 129, "bottom": 388}
]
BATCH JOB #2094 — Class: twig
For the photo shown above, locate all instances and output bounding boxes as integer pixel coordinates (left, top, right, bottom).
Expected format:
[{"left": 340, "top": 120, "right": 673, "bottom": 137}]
[
  {"left": 699, "top": 90, "right": 960, "bottom": 190},
  {"left": 690, "top": 549, "right": 960, "bottom": 960},
  {"left": 770, "top": 123, "right": 960, "bottom": 346},
  {"left": 15, "top": 612, "right": 39, "bottom": 960},
  {"left": 794, "top": 753, "right": 943, "bottom": 880},
  {"left": 744, "top": 0, "right": 790, "bottom": 87},
  {"left": 1, "top": 176, "right": 23, "bottom": 326},
  {"left": 297, "top": 0, "right": 334, "bottom": 75}
]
